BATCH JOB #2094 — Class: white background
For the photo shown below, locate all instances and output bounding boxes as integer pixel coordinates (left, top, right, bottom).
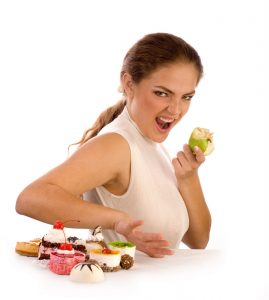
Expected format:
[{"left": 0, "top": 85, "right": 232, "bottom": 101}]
[{"left": 0, "top": 0, "right": 267, "bottom": 298}]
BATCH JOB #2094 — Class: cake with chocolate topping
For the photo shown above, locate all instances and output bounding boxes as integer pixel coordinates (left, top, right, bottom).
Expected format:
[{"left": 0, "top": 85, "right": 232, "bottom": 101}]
[
  {"left": 38, "top": 221, "right": 66, "bottom": 260},
  {"left": 67, "top": 236, "right": 87, "bottom": 255}
]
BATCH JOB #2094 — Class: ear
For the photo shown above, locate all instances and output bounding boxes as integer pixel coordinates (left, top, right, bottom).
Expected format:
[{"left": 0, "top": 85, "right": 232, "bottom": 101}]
[{"left": 121, "top": 73, "right": 135, "bottom": 99}]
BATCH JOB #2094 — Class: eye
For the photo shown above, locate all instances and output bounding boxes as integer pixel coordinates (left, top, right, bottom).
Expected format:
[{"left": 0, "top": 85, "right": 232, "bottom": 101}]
[
  {"left": 154, "top": 90, "right": 168, "bottom": 97},
  {"left": 183, "top": 95, "right": 194, "bottom": 101}
]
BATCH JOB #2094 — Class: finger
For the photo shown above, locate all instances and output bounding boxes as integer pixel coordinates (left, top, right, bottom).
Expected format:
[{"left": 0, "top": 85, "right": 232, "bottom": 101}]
[
  {"left": 176, "top": 151, "right": 192, "bottom": 171},
  {"left": 194, "top": 146, "right": 205, "bottom": 163},
  {"left": 147, "top": 247, "right": 175, "bottom": 258},
  {"left": 144, "top": 239, "right": 170, "bottom": 249},
  {"left": 172, "top": 157, "right": 182, "bottom": 170},
  {"left": 172, "top": 157, "right": 186, "bottom": 178},
  {"left": 183, "top": 144, "right": 197, "bottom": 162}
]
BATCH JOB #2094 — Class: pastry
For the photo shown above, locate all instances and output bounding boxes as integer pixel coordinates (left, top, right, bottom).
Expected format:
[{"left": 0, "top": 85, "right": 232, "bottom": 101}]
[
  {"left": 70, "top": 259, "right": 104, "bottom": 283},
  {"left": 89, "top": 248, "right": 121, "bottom": 272},
  {"left": 86, "top": 226, "right": 107, "bottom": 253},
  {"left": 108, "top": 241, "right": 136, "bottom": 270},
  {"left": 188, "top": 127, "right": 214, "bottom": 155},
  {"left": 15, "top": 238, "right": 41, "bottom": 257},
  {"left": 67, "top": 236, "right": 87, "bottom": 255},
  {"left": 108, "top": 241, "right": 136, "bottom": 258},
  {"left": 49, "top": 243, "right": 85, "bottom": 275},
  {"left": 38, "top": 220, "right": 66, "bottom": 260}
]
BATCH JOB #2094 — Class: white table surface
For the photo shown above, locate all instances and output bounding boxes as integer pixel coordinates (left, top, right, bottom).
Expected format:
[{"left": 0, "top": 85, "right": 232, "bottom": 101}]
[{"left": 2, "top": 238, "right": 267, "bottom": 300}]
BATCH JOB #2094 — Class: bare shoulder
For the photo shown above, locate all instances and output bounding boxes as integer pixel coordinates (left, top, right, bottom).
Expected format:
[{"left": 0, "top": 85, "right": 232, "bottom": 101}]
[
  {"left": 75, "top": 132, "right": 130, "bottom": 167},
  {"left": 37, "top": 133, "right": 131, "bottom": 196},
  {"left": 78, "top": 132, "right": 129, "bottom": 155}
]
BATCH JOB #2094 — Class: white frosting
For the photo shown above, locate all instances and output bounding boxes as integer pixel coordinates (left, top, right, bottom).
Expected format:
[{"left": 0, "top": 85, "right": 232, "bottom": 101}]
[
  {"left": 57, "top": 248, "right": 75, "bottom": 255},
  {"left": 44, "top": 229, "right": 65, "bottom": 243},
  {"left": 90, "top": 251, "right": 121, "bottom": 268},
  {"left": 70, "top": 262, "right": 104, "bottom": 283}
]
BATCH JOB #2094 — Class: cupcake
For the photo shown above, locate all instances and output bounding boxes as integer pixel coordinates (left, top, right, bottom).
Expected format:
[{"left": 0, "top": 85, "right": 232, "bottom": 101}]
[
  {"left": 86, "top": 226, "right": 107, "bottom": 253},
  {"left": 49, "top": 243, "right": 85, "bottom": 275},
  {"left": 70, "top": 259, "right": 104, "bottom": 283},
  {"left": 89, "top": 248, "right": 121, "bottom": 272}
]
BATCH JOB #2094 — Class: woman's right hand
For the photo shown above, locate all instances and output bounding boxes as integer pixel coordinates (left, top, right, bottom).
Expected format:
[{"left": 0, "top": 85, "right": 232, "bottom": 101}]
[{"left": 114, "top": 219, "right": 174, "bottom": 258}]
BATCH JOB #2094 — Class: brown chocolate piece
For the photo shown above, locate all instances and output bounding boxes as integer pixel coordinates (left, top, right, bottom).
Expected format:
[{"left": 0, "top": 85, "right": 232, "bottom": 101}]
[{"left": 120, "top": 254, "right": 134, "bottom": 270}]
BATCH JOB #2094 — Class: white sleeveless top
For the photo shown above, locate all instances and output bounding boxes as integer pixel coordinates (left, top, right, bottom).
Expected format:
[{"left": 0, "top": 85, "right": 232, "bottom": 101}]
[{"left": 84, "top": 107, "right": 189, "bottom": 248}]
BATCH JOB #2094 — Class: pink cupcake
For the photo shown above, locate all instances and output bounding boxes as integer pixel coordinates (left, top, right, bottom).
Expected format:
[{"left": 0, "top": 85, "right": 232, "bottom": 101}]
[{"left": 49, "top": 243, "right": 85, "bottom": 275}]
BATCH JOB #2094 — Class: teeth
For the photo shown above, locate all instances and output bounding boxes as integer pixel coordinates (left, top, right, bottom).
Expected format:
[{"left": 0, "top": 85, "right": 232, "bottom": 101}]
[{"left": 159, "top": 117, "right": 174, "bottom": 123}]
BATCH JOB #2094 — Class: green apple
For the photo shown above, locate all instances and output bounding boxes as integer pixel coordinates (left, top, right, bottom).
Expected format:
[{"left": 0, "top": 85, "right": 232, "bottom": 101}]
[{"left": 188, "top": 127, "right": 214, "bottom": 156}]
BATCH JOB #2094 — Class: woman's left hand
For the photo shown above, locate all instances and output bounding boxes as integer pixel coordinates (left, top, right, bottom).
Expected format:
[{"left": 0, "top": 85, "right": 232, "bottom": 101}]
[{"left": 172, "top": 144, "right": 205, "bottom": 180}]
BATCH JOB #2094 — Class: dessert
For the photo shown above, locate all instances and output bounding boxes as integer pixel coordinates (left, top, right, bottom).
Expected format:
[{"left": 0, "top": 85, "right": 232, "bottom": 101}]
[
  {"left": 188, "top": 127, "right": 214, "bottom": 156},
  {"left": 89, "top": 248, "right": 121, "bottom": 272},
  {"left": 86, "top": 226, "right": 107, "bottom": 253},
  {"left": 49, "top": 243, "right": 85, "bottom": 275},
  {"left": 108, "top": 241, "right": 136, "bottom": 258},
  {"left": 108, "top": 241, "right": 136, "bottom": 270},
  {"left": 67, "top": 236, "right": 87, "bottom": 255},
  {"left": 120, "top": 254, "right": 134, "bottom": 270},
  {"left": 15, "top": 238, "right": 41, "bottom": 257},
  {"left": 38, "top": 220, "right": 66, "bottom": 260},
  {"left": 70, "top": 259, "right": 105, "bottom": 283}
]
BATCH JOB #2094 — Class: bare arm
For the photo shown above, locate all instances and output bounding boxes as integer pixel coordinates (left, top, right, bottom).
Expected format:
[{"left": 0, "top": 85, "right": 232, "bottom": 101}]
[
  {"left": 16, "top": 133, "right": 131, "bottom": 229},
  {"left": 16, "top": 133, "right": 173, "bottom": 257},
  {"left": 172, "top": 144, "right": 211, "bottom": 249}
]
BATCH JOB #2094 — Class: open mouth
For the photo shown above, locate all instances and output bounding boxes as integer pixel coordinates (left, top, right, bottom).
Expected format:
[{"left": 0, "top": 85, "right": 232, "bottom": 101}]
[{"left": 156, "top": 117, "right": 174, "bottom": 130}]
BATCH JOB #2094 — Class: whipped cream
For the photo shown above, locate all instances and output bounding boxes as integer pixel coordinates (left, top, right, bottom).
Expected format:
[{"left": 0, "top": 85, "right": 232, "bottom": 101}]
[
  {"left": 57, "top": 248, "right": 75, "bottom": 255},
  {"left": 43, "top": 229, "right": 66, "bottom": 243}
]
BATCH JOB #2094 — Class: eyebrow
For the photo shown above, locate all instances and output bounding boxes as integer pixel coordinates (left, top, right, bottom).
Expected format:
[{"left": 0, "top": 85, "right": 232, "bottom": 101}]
[{"left": 154, "top": 85, "right": 196, "bottom": 96}]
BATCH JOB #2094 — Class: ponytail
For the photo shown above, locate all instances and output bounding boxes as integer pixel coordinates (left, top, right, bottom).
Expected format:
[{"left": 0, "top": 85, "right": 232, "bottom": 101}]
[{"left": 72, "top": 99, "right": 126, "bottom": 148}]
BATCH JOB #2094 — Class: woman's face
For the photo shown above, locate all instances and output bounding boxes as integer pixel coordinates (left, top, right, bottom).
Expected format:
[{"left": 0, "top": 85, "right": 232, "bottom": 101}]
[{"left": 125, "top": 62, "right": 199, "bottom": 143}]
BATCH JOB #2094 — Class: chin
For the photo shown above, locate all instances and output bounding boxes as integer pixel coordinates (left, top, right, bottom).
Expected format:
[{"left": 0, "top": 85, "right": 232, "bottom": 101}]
[{"left": 151, "top": 134, "right": 169, "bottom": 143}]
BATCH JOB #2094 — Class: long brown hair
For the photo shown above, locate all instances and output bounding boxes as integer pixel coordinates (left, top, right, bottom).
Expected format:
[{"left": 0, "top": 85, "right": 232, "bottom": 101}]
[{"left": 74, "top": 32, "right": 203, "bottom": 147}]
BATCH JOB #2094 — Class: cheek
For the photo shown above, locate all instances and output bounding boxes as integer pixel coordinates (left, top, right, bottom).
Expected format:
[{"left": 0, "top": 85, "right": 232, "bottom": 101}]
[
  {"left": 136, "top": 92, "right": 156, "bottom": 111},
  {"left": 182, "top": 102, "right": 191, "bottom": 115}
]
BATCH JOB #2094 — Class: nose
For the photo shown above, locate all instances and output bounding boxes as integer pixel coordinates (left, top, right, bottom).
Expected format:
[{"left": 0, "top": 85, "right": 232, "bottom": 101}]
[{"left": 167, "top": 99, "right": 181, "bottom": 116}]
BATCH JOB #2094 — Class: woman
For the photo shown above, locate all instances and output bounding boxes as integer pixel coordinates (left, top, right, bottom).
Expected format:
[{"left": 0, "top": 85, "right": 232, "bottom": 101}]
[{"left": 16, "top": 33, "right": 211, "bottom": 258}]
